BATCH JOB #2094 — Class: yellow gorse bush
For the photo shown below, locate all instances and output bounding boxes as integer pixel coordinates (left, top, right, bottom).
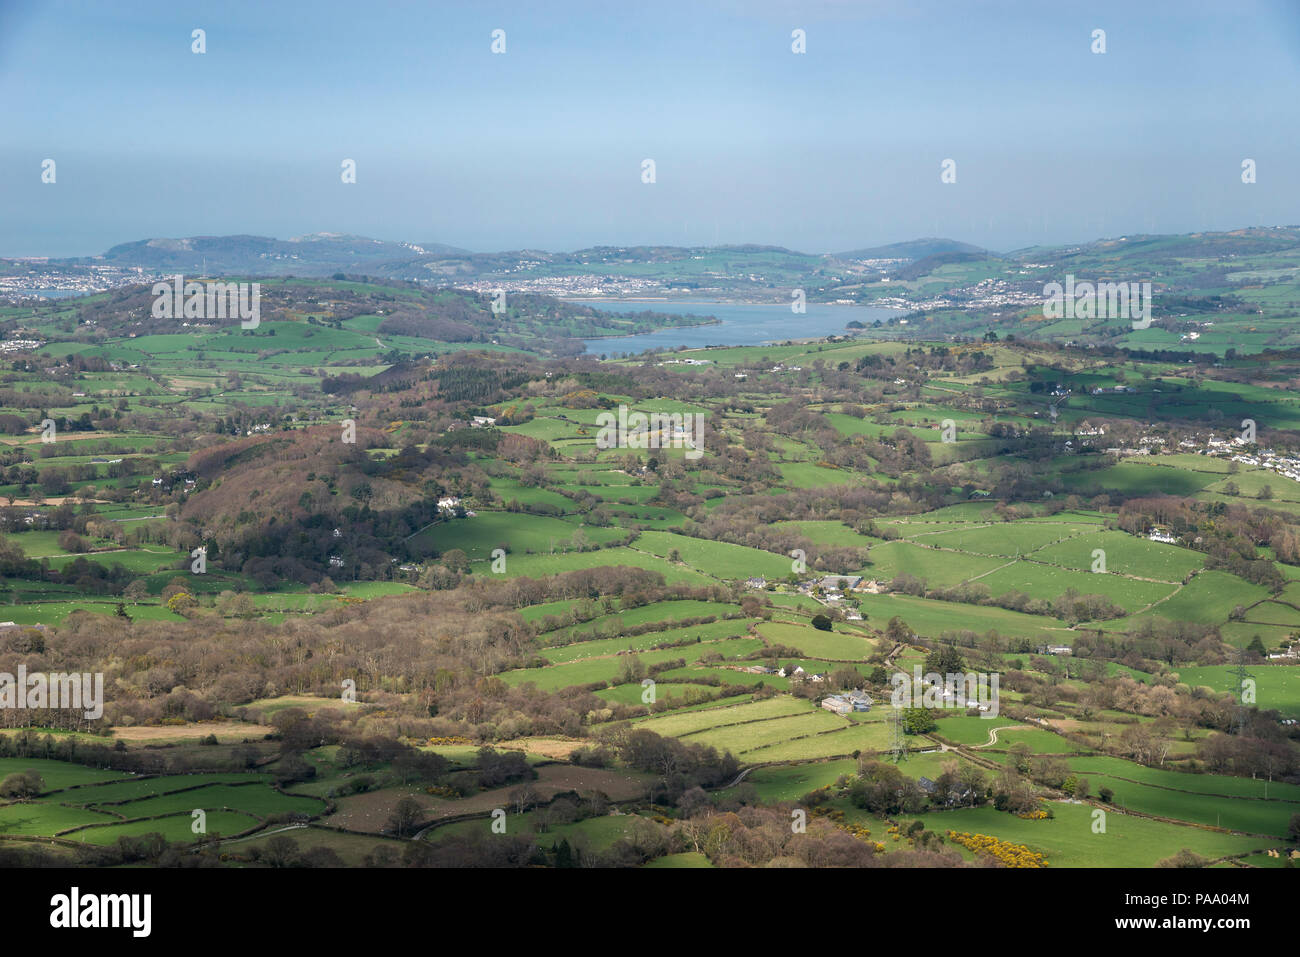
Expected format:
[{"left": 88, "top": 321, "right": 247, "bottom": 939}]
[{"left": 947, "top": 830, "right": 1048, "bottom": 868}]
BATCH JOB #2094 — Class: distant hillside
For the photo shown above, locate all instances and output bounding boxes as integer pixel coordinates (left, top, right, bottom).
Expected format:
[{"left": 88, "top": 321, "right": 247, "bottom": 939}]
[
  {"left": 894, "top": 250, "right": 995, "bottom": 281},
  {"left": 30, "top": 228, "right": 1300, "bottom": 324},
  {"left": 81, "top": 234, "right": 441, "bottom": 276},
  {"left": 835, "top": 238, "right": 988, "bottom": 262},
  {"left": 8, "top": 276, "right": 709, "bottom": 358},
  {"left": 1010, "top": 226, "right": 1300, "bottom": 266},
  {"left": 54, "top": 235, "right": 835, "bottom": 283}
]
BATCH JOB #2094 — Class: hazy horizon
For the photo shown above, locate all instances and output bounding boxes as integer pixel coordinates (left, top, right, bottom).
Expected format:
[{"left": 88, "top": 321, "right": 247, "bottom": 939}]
[
  {"left": 3, "top": 0, "right": 1299, "bottom": 258},
  {"left": 10, "top": 221, "right": 1300, "bottom": 265}
]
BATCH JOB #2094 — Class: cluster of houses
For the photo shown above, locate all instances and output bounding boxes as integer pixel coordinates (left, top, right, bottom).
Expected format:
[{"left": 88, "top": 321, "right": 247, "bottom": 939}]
[
  {"left": 740, "top": 664, "right": 830, "bottom": 682},
  {"left": 797, "top": 574, "right": 884, "bottom": 598},
  {"left": 1228, "top": 448, "right": 1300, "bottom": 484},
  {"left": 923, "top": 680, "right": 991, "bottom": 712},
  {"left": 813, "top": 574, "right": 864, "bottom": 594},
  {"left": 0, "top": 339, "right": 44, "bottom": 353},
  {"left": 748, "top": 574, "right": 883, "bottom": 596},
  {"left": 746, "top": 574, "right": 878, "bottom": 621},
  {"left": 802, "top": 575, "right": 880, "bottom": 618}
]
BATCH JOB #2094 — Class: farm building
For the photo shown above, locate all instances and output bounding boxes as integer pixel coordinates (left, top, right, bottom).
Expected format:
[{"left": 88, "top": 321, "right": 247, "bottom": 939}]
[
  {"left": 821, "top": 691, "right": 872, "bottom": 715},
  {"left": 819, "top": 575, "right": 864, "bottom": 591},
  {"left": 821, "top": 695, "right": 853, "bottom": 715}
]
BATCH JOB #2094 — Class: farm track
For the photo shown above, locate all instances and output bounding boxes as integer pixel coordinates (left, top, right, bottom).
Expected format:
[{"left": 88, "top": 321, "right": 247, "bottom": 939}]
[
  {"left": 962, "top": 559, "right": 1019, "bottom": 583},
  {"left": 26, "top": 545, "right": 174, "bottom": 560},
  {"left": 920, "top": 736, "right": 1005, "bottom": 772},
  {"left": 1136, "top": 570, "right": 1198, "bottom": 614},
  {"left": 720, "top": 767, "right": 753, "bottom": 789},
  {"left": 962, "top": 724, "right": 1027, "bottom": 749},
  {"left": 198, "top": 822, "right": 307, "bottom": 849}
]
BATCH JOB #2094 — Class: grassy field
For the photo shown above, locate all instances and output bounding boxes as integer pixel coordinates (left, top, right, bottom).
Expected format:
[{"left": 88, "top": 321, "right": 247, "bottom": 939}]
[
  {"left": 501, "top": 636, "right": 763, "bottom": 691},
  {"left": 899, "top": 802, "right": 1279, "bottom": 867},
  {"left": 540, "top": 619, "right": 750, "bottom": 663},
  {"left": 757, "top": 620, "right": 877, "bottom": 661},
  {"left": 1173, "top": 664, "right": 1300, "bottom": 718},
  {"left": 633, "top": 530, "right": 793, "bottom": 579},
  {"left": 0, "top": 767, "right": 327, "bottom": 847}
]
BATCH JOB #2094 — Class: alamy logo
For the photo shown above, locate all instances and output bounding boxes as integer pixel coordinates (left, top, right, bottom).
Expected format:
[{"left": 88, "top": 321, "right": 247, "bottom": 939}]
[
  {"left": 0, "top": 667, "right": 103, "bottom": 719},
  {"left": 1042, "top": 275, "right": 1152, "bottom": 329},
  {"left": 890, "top": 666, "right": 999, "bottom": 717},
  {"left": 595, "top": 405, "right": 705, "bottom": 460},
  {"left": 50, "top": 887, "right": 151, "bottom": 937},
  {"left": 152, "top": 275, "right": 261, "bottom": 328}
]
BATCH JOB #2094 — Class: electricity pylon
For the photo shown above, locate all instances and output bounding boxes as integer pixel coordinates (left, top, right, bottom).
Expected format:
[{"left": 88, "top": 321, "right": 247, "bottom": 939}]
[{"left": 889, "top": 705, "right": 906, "bottom": 763}]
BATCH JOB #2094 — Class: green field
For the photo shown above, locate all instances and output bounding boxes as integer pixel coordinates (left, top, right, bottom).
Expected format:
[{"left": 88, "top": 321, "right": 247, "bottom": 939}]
[
  {"left": 1173, "top": 664, "right": 1300, "bottom": 717},
  {"left": 902, "top": 802, "right": 1278, "bottom": 867}
]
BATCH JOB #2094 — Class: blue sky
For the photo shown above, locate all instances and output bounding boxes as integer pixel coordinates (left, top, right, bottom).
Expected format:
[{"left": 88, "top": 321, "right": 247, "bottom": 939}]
[{"left": 2, "top": 0, "right": 1298, "bottom": 256}]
